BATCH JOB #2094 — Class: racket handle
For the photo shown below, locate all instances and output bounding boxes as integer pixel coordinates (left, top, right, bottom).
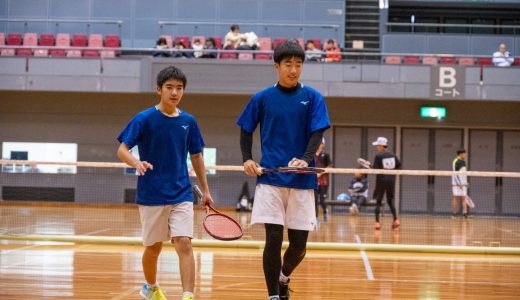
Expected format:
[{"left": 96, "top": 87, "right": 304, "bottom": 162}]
[{"left": 193, "top": 185, "right": 203, "bottom": 199}]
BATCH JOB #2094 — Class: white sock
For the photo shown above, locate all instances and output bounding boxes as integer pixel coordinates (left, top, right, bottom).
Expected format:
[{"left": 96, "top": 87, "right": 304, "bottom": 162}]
[
  {"left": 147, "top": 282, "right": 158, "bottom": 289},
  {"left": 269, "top": 296, "right": 280, "bottom": 300},
  {"left": 279, "top": 271, "right": 290, "bottom": 283},
  {"left": 182, "top": 291, "right": 194, "bottom": 296}
]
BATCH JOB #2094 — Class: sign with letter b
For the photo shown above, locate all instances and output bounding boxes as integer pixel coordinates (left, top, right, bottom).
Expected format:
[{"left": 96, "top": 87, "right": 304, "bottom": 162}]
[{"left": 431, "top": 66, "right": 465, "bottom": 99}]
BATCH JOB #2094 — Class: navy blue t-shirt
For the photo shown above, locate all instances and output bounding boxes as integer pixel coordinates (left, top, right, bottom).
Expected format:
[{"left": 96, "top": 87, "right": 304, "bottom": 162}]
[
  {"left": 236, "top": 83, "right": 330, "bottom": 189},
  {"left": 117, "top": 106, "right": 205, "bottom": 205}
]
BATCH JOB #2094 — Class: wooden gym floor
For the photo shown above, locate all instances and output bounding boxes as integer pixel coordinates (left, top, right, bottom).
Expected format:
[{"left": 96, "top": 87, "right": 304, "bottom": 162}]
[{"left": 1, "top": 203, "right": 520, "bottom": 299}]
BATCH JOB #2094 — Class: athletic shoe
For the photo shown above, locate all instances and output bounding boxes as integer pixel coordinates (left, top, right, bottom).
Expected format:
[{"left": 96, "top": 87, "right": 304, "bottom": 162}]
[
  {"left": 463, "top": 213, "right": 469, "bottom": 219},
  {"left": 451, "top": 213, "right": 457, "bottom": 219},
  {"left": 279, "top": 279, "right": 291, "bottom": 300},
  {"left": 392, "top": 219, "right": 400, "bottom": 229},
  {"left": 374, "top": 222, "right": 381, "bottom": 230},
  {"left": 350, "top": 203, "right": 359, "bottom": 215},
  {"left": 139, "top": 284, "right": 167, "bottom": 300},
  {"left": 181, "top": 295, "right": 193, "bottom": 300}
]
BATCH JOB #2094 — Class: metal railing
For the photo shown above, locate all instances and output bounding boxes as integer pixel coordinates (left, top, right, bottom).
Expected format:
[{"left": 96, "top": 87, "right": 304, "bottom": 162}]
[
  {"left": 387, "top": 22, "right": 520, "bottom": 34},
  {"left": 0, "top": 18, "right": 124, "bottom": 36}
]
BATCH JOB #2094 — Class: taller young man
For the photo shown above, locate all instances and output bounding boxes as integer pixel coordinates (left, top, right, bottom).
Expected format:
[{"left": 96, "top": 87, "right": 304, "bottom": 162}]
[
  {"left": 117, "top": 66, "right": 213, "bottom": 300},
  {"left": 236, "top": 41, "right": 330, "bottom": 300}
]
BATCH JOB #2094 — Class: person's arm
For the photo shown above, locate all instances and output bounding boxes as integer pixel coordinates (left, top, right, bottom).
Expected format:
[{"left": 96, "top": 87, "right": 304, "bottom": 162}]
[
  {"left": 117, "top": 143, "right": 153, "bottom": 176},
  {"left": 240, "top": 128, "right": 262, "bottom": 176},
  {"left": 190, "top": 152, "right": 214, "bottom": 207},
  {"left": 492, "top": 51, "right": 504, "bottom": 66},
  {"left": 291, "top": 129, "right": 326, "bottom": 167}
]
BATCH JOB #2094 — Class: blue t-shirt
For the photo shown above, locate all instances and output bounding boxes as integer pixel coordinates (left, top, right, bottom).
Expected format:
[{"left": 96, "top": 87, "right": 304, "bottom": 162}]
[
  {"left": 117, "top": 106, "right": 205, "bottom": 205},
  {"left": 236, "top": 83, "right": 330, "bottom": 189}
]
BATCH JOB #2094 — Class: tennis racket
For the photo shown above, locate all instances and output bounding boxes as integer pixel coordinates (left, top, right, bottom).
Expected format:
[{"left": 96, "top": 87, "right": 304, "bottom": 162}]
[
  {"left": 259, "top": 166, "right": 325, "bottom": 174},
  {"left": 464, "top": 195, "right": 475, "bottom": 208},
  {"left": 357, "top": 158, "right": 372, "bottom": 169},
  {"left": 193, "top": 185, "right": 244, "bottom": 241}
]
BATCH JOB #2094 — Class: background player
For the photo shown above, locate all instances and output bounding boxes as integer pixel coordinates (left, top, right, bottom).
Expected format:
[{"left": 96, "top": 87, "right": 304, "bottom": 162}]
[
  {"left": 452, "top": 148, "right": 469, "bottom": 218},
  {"left": 117, "top": 66, "right": 213, "bottom": 300},
  {"left": 236, "top": 41, "right": 330, "bottom": 300},
  {"left": 314, "top": 138, "right": 332, "bottom": 221},
  {"left": 372, "top": 137, "right": 401, "bottom": 230}
]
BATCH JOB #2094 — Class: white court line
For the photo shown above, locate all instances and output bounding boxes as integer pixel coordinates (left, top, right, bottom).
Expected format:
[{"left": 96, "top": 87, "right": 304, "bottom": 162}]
[
  {"left": 82, "top": 228, "right": 111, "bottom": 236},
  {"left": 355, "top": 234, "right": 375, "bottom": 281},
  {"left": 108, "top": 286, "right": 141, "bottom": 300},
  {"left": 1, "top": 244, "right": 40, "bottom": 255}
]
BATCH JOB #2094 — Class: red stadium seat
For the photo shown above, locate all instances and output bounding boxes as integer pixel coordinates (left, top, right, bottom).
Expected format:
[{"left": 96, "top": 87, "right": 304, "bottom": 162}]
[
  {"left": 34, "top": 49, "right": 48, "bottom": 57},
  {"left": 273, "top": 38, "right": 288, "bottom": 50},
  {"left": 384, "top": 55, "right": 401, "bottom": 64},
  {"left": 83, "top": 50, "right": 100, "bottom": 57},
  {"left": 49, "top": 49, "right": 66, "bottom": 57},
  {"left": 219, "top": 48, "right": 237, "bottom": 59},
  {"left": 23, "top": 33, "right": 38, "bottom": 47},
  {"left": 255, "top": 37, "right": 272, "bottom": 60},
  {"left": 72, "top": 34, "right": 87, "bottom": 47},
  {"left": 191, "top": 36, "right": 205, "bottom": 46},
  {"left": 513, "top": 58, "right": 520, "bottom": 66},
  {"left": 477, "top": 57, "right": 493, "bottom": 65},
  {"left": 175, "top": 36, "right": 190, "bottom": 48},
  {"left": 458, "top": 57, "right": 475, "bottom": 66},
  {"left": 105, "top": 35, "right": 120, "bottom": 48},
  {"left": 39, "top": 34, "right": 54, "bottom": 46},
  {"left": 88, "top": 34, "right": 103, "bottom": 48},
  {"left": 439, "top": 56, "right": 457, "bottom": 65},
  {"left": 422, "top": 56, "right": 438, "bottom": 65},
  {"left": 66, "top": 50, "right": 82, "bottom": 58},
  {"left": 307, "top": 39, "right": 321, "bottom": 51},
  {"left": 211, "top": 36, "right": 222, "bottom": 48},
  {"left": 56, "top": 33, "right": 71, "bottom": 47},
  {"left": 0, "top": 32, "right": 5, "bottom": 46},
  {"left": 403, "top": 56, "right": 420, "bottom": 64},
  {"left": 7, "top": 33, "right": 22, "bottom": 45},
  {"left": 238, "top": 52, "right": 253, "bottom": 60},
  {"left": 1, "top": 49, "right": 15, "bottom": 56},
  {"left": 16, "top": 48, "right": 32, "bottom": 57},
  {"left": 297, "top": 38, "right": 304, "bottom": 49},
  {"left": 100, "top": 50, "right": 116, "bottom": 58}
]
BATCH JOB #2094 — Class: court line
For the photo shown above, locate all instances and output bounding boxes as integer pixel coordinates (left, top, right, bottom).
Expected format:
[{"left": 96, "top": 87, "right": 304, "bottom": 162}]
[
  {"left": 1, "top": 244, "right": 40, "bottom": 255},
  {"left": 82, "top": 228, "right": 112, "bottom": 236},
  {"left": 355, "top": 234, "right": 375, "bottom": 281},
  {"left": 108, "top": 286, "right": 141, "bottom": 300}
]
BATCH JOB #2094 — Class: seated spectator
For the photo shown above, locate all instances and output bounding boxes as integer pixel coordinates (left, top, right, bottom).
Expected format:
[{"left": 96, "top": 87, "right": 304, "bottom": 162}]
[
  {"left": 324, "top": 39, "right": 341, "bottom": 63},
  {"left": 192, "top": 38, "right": 204, "bottom": 58},
  {"left": 305, "top": 40, "right": 322, "bottom": 62},
  {"left": 347, "top": 172, "right": 368, "bottom": 215},
  {"left": 172, "top": 40, "right": 193, "bottom": 58},
  {"left": 224, "top": 24, "right": 244, "bottom": 49},
  {"left": 236, "top": 32, "right": 260, "bottom": 50},
  {"left": 201, "top": 38, "right": 218, "bottom": 59},
  {"left": 153, "top": 37, "right": 171, "bottom": 57},
  {"left": 493, "top": 43, "right": 514, "bottom": 67}
]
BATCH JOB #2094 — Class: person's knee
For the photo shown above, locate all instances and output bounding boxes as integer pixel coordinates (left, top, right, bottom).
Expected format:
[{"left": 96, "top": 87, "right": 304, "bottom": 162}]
[
  {"left": 172, "top": 236, "right": 193, "bottom": 256},
  {"left": 145, "top": 242, "right": 163, "bottom": 257},
  {"left": 288, "top": 229, "right": 308, "bottom": 250}
]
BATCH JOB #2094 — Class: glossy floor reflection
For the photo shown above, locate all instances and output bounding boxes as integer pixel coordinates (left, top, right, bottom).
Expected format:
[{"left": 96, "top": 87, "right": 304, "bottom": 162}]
[{"left": 1, "top": 241, "right": 520, "bottom": 299}]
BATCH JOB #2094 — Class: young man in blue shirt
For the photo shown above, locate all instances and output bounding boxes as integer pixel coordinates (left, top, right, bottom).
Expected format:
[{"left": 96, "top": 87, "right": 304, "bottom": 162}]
[
  {"left": 237, "top": 41, "right": 330, "bottom": 300},
  {"left": 117, "top": 66, "right": 213, "bottom": 300}
]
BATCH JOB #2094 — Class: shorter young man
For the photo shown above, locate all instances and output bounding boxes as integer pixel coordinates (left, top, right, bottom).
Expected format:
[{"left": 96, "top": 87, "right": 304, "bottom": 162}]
[
  {"left": 452, "top": 148, "right": 469, "bottom": 218},
  {"left": 117, "top": 66, "right": 213, "bottom": 300}
]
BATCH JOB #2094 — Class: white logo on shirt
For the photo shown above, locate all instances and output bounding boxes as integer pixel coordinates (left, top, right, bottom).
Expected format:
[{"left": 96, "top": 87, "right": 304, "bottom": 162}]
[
  {"left": 300, "top": 101, "right": 309, "bottom": 105},
  {"left": 382, "top": 157, "right": 396, "bottom": 169},
  {"left": 181, "top": 125, "right": 189, "bottom": 130}
]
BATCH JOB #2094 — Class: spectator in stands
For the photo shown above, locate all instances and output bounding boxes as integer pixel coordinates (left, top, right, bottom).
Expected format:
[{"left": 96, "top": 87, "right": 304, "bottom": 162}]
[
  {"left": 347, "top": 172, "right": 368, "bottom": 215},
  {"left": 492, "top": 43, "right": 514, "bottom": 67},
  {"left": 172, "top": 40, "right": 193, "bottom": 59},
  {"left": 201, "top": 38, "right": 218, "bottom": 59},
  {"left": 324, "top": 39, "right": 341, "bottom": 63},
  {"left": 305, "top": 40, "right": 322, "bottom": 62},
  {"left": 237, "top": 32, "right": 260, "bottom": 50},
  {"left": 153, "top": 37, "right": 171, "bottom": 57},
  {"left": 224, "top": 24, "right": 243, "bottom": 49},
  {"left": 192, "top": 38, "right": 204, "bottom": 58}
]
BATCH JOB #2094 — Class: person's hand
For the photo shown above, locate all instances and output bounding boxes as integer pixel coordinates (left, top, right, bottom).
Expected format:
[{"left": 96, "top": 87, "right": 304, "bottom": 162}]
[
  {"left": 201, "top": 191, "right": 214, "bottom": 208},
  {"left": 244, "top": 159, "right": 262, "bottom": 176},
  {"left": 288, "top": 158, "right": 308, "bottom": 168},
  {"left": 135, "top": 161, "right": 153, "bottom": 176}
]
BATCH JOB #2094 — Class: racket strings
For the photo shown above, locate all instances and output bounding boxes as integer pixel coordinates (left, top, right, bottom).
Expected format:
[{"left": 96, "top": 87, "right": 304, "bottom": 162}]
[{"left": 204, "top": 215, "right": 243, "bottom": 238}]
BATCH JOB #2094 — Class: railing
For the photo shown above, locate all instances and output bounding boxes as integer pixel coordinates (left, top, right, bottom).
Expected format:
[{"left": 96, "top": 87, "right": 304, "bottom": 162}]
[
  {"left": 387, "top": 22, "right": 520, "bottom": 34},
  {"left": 0, "top": 18, "right": 124, "bottom": 36},
  {"left": 158, "top": 21, "right": 341, "bottom": 42}
]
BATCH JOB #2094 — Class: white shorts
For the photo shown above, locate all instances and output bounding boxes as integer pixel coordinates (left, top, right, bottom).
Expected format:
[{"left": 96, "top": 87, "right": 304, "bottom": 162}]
[
  {"left": 452, "top": 186, "right": 467, "bottom": 197},
  {"left": 251, "top": 184, "right": 317, "bottom": 231},
  {"left": 138, "top": 201, "right": 194, "bottom": 246}
]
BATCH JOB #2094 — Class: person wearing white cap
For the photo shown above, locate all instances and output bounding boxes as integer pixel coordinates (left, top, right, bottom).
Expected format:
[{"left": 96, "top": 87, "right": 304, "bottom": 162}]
[{"left": 371, "top": 137, "right": 401, "bottom": 230}]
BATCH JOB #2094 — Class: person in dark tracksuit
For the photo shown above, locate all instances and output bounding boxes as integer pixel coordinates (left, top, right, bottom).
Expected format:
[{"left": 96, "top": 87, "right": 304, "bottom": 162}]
[{"left": 371, "top": 137, "right": 401, "bottom": 230}]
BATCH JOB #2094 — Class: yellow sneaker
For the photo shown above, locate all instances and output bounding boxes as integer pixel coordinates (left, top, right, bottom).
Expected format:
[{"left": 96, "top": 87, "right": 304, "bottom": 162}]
[
  {"left": 181, "top": 294, "right": 194, "bottom": 300},
  {"left": 140, "top": 284, "right": 167, "bottom": 300}
]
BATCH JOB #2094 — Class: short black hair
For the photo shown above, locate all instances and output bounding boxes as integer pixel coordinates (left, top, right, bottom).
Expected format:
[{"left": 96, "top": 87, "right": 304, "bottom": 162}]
[
  {"left": 457, "top": 148, "right": 466, "bottom": 155},
  {"left": 273, "top": 40, "right": 305, "bottom": 64},
  {"left": 156, "top": 66, "right": 187, "bottom": 88},
  {"left": 231, "top": 24, "right": 240, "bottom": 31}
]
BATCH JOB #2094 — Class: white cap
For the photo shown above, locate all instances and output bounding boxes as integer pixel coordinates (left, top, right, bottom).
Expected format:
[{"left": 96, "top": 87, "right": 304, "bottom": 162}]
[{"left": 372, "top": 137, "right": 388, "bottom": 146}]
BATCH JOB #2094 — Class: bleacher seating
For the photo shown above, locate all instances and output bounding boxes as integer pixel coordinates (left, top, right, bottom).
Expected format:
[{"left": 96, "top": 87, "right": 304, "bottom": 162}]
[
  {"left": 160, "top": 35, "right": 174, "bottom": 48},
  {"left": 255, "top": 37, "right": 272, "bottom": 60},
  {"left": 384, "top": 55, "right": 401, "bottom": 64},
  {"left": 72, "top": 34, "right": 87, "bottom": 47},
  {"left": 273, "top": 38, "right": 288, "bottom": 50},
  {"left": 0, "top": 32, "right": 5, "bottom": 46},
  {"left": 212, "top": 36, "right": 222, "bottom": 49},
  {"left": 477, "top": 57, "right": 493, "bottom": 65},
  {"left": 439, "top": 56, "right": 457, "bottom": 65},
  {"left": 175, "top": 36, "right": 190, "bottom": 48},
  {"left": 422, "top": 56, "right": 438, "bottom": 65},
  {"left": 403, "top": 56, "right": 420, "bottom": 64},
  {"left": 7, "top": 33, "right": 22, "bottom": 46},
  {"left": 458, "top": 57, "right": 475, "bottom": 66}
]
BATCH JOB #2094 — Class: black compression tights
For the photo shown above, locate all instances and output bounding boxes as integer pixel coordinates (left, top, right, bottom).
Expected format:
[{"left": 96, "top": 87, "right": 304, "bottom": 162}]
[{"left": 263, "top": 224, "right": 309, "bottom": 296}]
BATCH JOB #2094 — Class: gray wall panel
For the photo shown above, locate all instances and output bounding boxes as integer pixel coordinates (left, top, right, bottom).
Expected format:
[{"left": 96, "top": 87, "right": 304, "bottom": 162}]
[
  {"left": 342, "top": 64, "right": 361, "bottom": 81},
  {"left": 219, "top": 0, "right": 257, "bottom": 21},
  {"left": 383, "top": 34, "right": 427, "bottom": 54},
  {"left": 404, "top": 83, "right": 430, "bottom": 98},
  {"left": 92, "top": 0, "right": 132, "bottom": 18},
  {"left": 135, "top": 0, "right": 173, "bottom": 18},
  {"left": 400, "top": 66, "right": 430, "bottom": 83},
  {"left": 428, "top": 36, "right": 470, "bottom": 55},
  {"left": 8, "top": 0, "right": 47, "bottom": 18},
  {"left": 49, "top": 0, "right": 90, "bottom": 19},
  {"left": 470, "top": 36, "right": 515, "bottom": 56}
]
